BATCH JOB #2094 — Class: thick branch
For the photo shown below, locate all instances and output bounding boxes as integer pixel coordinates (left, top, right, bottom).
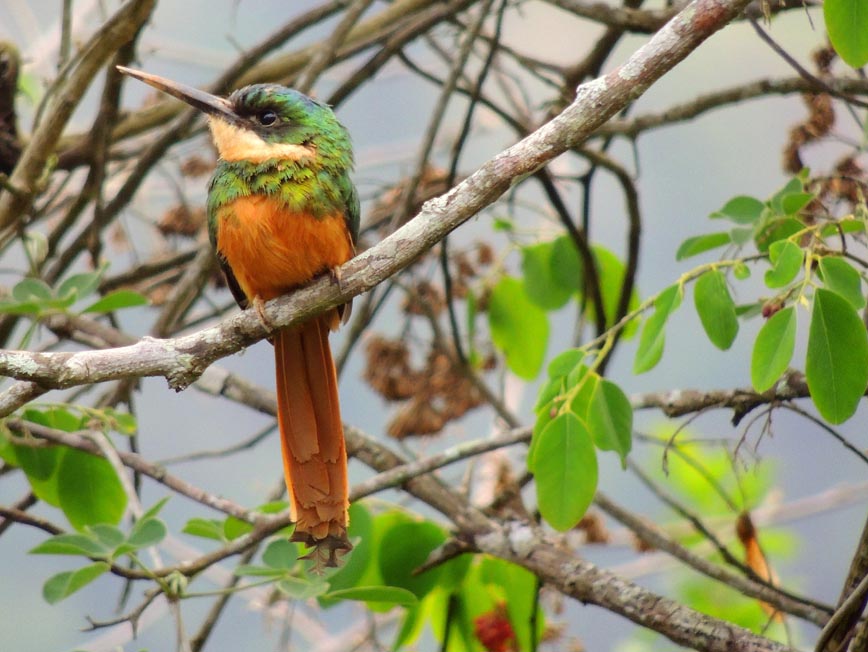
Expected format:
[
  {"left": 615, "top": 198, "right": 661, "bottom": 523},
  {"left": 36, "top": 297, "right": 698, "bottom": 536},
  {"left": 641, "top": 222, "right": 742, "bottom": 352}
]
[{"left": 474, "top": 521, "right": 798, "bottom": 652}]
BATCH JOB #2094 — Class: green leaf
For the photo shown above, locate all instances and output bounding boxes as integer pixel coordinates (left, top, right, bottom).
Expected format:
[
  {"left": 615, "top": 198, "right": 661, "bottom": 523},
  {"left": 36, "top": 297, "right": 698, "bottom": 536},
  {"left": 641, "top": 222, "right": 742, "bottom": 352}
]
[
  {"left": 694, "top": 270, "right": 738, "bottom": 350},
  {"left": 550, "top": 235, "right": 583, "bottom": 292},
  {"left": 806, "top": 289, "right": 868, "bottom": 423},
  {"left": 324, "top": 586, "right": 417, "bottom": 606},
  {"left": 819, "top": 257, "right": 866, "bottom": 309},
  {"left": 43, "top": 562, "right": 108, "bottom": 604},
  {"left": 13, "top": 278, "right": 53, "bottom": 303},
  {"left": 825, "top": 0, "right": 868, "bottom": 67},
  {"left": 182, "top": 518, "right": 225, "bottom": 541},
  {"left": 88, "top": 524, "right": 125, "bottom": 549},
  {"left": 547, "top": 348, "right": 583, "bottom": 379},
  {"left": 30, "top": 533, "right": 109, "bottom": 557},
  {"left": 394, "top": 602, "right": 427, "bottom": 650},
  {"left": 57, "top": 271, "right": 102, "bottom": 302},
  {"left": 633, "top": 284, "right": 683, "bottom": 374},
  {"left": 262, "top": 539, "right": 299, "bottom": 570},
  {"left": 492, "top": 216, "right": 514, "bottom": 232},
  {"left": 82, "top": 289, "right": 148, "bottom": 314},
  {"left": 567, "top": 368, "right": 599, "bottom": 419},
  {"left": 530, "top": 363, "right": 593, "bottom": 471},
  {"left": 822, "top": 218, "right": 866, "bottom": 237},
  {"left": 533, "top": 413, "right": 598, "bottom": 531},
  {"left": 730, "top": 227, "right": 754, "bottom": 245},
  {"left": 126, "top": 518, "right": 167, "bottom": 549},
  {"left": 0, "top": 300, "right": 40, "bottom": 315},
  {"left": 733, "top": 262, "right": 751, "bottom": 280},
  {"left": 223, "top": 516, "right": 253, "bottom": 541},
  {"left": 14, "top": 444, "right": 62, "bottom": 506},
  {"left": 140, "top": 497, "right": 170, "bottom": 521},
  {"left": 378, "top": 521, "right": 445, "bottom": 599},
  {"left": 586, "top": 379, "right": 633, "bottom": 466},
  {"left": 488, "top": 276, "right": 549, "bottom": 379},
  {"left": 40, "top": 407, "right": 84, "bottom": 432},
  {"left": 756, "top": 218, "right": 803, "bottom": 253},
  {"left": 781, "top": 191, "right": 814, "bottom": 215},
  {"left": 56, "top": 448, "right": 127, "bottom": 530},
  {"left": 676, "top": 232, "right": 731, "bottom": 261},
  {"left": 233, "top": 564, "right": 287, "bottom": 577},
  {"left": 764, "top": 241, "right": 803, "bottom": 289},
  {"left": 276, "top": 577, "right": 328, "bottom": 600},
  {"left": 751, "top": 307, "right": 797, "bottom": 393},
  {"left": 710, "top": 195, "right": 765, "bottom": 224},
  {"left": 521, "top": 241, "right": 573, "bottom": 309},
  {"left": 770, "top": 176, "right": 805, "bottom": 215},
  {"left": 736, "top": 302, "right": 764, "bottom": 319}
]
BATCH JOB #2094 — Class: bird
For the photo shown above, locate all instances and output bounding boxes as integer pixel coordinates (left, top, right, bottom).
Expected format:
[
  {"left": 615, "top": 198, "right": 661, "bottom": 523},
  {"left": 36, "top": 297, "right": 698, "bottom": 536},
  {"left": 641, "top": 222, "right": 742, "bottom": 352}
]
[{"left": 118, "top": 66, "right": 358, "bottom": 568}]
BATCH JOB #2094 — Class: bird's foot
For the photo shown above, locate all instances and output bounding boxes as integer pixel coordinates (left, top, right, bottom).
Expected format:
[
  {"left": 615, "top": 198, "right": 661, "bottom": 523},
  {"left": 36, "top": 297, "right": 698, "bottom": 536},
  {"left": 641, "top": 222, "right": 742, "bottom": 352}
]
[
  {"left": 251, "top": 296, "right": 276, "bottom": 334},
  {"left": 292, "top": 531, "right": 353, "bottom": 573},
  {"left": 328, "top": 266, "right": 343, "bottom": 291}
]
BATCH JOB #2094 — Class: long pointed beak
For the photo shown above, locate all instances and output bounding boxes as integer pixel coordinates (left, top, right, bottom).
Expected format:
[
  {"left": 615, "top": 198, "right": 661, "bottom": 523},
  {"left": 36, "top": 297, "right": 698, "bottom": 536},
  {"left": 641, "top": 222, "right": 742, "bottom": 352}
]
[{"left": 117, "top": 66, "right": 236, "bottom": 122}]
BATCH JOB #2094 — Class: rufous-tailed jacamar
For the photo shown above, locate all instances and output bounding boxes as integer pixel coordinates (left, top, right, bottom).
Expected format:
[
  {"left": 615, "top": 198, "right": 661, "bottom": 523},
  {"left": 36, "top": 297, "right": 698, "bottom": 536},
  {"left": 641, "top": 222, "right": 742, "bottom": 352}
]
[{"left": 118, "top": 66, "right": 358, "bottom": 567}]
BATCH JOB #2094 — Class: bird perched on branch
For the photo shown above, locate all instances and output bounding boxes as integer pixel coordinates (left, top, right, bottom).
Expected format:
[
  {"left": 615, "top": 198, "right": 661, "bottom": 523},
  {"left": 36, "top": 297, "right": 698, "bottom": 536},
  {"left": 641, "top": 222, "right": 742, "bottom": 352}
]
[{"left": 118, "top": 66, "right": 358, "bottom": 568}]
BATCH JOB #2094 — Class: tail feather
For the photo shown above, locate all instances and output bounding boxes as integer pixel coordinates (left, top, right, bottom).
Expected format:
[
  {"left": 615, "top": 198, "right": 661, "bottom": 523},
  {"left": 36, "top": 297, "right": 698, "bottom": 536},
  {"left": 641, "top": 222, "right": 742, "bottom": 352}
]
[{"left": 275, "top": 314, "right": 351, "bottom": 567}]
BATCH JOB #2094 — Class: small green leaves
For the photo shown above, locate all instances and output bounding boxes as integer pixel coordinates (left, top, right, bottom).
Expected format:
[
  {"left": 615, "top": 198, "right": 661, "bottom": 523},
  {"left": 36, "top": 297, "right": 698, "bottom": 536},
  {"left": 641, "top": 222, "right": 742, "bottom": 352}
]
[
  {"left": 634, "top": 284, "right": 682, "bottom": 374},
  {"left": 530, "top": 351, "right": 631, "bottom": 529},
  {"left": 488, "top": 276, "right": 548, "bottom": 379},
  {"left": 521, "top": 241, "right": 573, "bottom": 310},
  {"left": 819, "top": 256, "right": 866, "bottom": 309},
  {"left": 125, "top": 516, "right": 168, "bottom": 550},
  {"left": 586, "top": 379, "right": 633, "bottom": 467},
  {"left": 43, "top": 562, "right": 108, "bottom": 604},
  {"left": 534, "top": 413, "right": 598, "bottom": 531},
  {"left": 0, "top": 267, "right": 146, "bottom": 317},
  {"left": 57, "top": 271, "right": 102, "bottom": 303},
  {"left": 751, "top": 307, "right": 796, "bottom": 393},
  {"left": 710, "top": 195, "right": 765, "bottom": 224},
  {"left": 694, "top": 270, "right": 739, "bottom": 350},
  {"left": 31, "top": 500, "right": 168, "bottom": 561},
  {"left": 83, "top": 289, "right": 148, "bottom": 314},
  {"left": 56, "top": 448, "right": 127, "bottom": 530},
  {"left": 764, "top": 241, "right": 803, "bottom": 288},
  {"left": 182, "top": 517, "right": 226, "bottom": 541},
  {"left": 31, "top": 533, "right": 110, "bottom": 558},
  {"left": 277, "top": 576, "right": 329, "bottom": 599},
  {"left": 806, "top": 289, "right": 868, "bottom": 423},
  {"left": 676, "top": 232, "right": 731, "bottom": 261},
  {"left": 825, "top": 0, "right": 868, "bottom": 67},
  {"left": 262, "top": 539, "right": 298, "bottom": 570},
  {"left": 323, "top": 586, "right": 417, "bottom": 606},
  {"left": 31, "top": 502, "right": 169, "bottom": 604}
]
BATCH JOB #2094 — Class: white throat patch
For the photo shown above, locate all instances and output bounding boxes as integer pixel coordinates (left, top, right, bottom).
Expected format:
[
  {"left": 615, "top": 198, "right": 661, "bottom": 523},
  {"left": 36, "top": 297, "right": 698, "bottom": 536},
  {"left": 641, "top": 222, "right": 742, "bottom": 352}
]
[{"left": 207, "top": 118, "right": 314, "bottom": 163}]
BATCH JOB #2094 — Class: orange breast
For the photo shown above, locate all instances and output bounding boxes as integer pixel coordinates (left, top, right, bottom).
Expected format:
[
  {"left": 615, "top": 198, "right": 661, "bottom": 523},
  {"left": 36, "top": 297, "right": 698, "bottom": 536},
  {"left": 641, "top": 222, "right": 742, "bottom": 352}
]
[{"left": 215, "top": 195, "right": 354, "bottom": 302}]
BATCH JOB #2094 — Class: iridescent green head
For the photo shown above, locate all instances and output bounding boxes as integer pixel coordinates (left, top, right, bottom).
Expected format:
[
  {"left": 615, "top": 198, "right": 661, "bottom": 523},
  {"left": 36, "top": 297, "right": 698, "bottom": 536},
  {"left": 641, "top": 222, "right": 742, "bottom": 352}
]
[{"left": 116, "top": 67, "right": 353, "bottom": 168}]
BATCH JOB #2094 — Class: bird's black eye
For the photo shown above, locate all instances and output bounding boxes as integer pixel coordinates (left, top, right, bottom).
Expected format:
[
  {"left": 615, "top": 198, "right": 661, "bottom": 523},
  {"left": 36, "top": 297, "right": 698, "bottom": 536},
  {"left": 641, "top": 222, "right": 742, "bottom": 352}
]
[{"left": 258, "top": 111, "right": 278, "bottom": 126}]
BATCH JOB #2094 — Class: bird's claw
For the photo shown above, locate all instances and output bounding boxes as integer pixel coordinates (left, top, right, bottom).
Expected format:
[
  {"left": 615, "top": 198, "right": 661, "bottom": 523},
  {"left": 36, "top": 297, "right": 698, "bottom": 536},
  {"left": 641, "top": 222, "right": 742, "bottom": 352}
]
[
  {"left": 251, "top": 296, "right": 276, "bottom": 334},
  {"left": 328, "top": 266, "right": 343, "bottom": 291},
  {"left": 292, "top": 531, "right": 353, "bottom": 573}
]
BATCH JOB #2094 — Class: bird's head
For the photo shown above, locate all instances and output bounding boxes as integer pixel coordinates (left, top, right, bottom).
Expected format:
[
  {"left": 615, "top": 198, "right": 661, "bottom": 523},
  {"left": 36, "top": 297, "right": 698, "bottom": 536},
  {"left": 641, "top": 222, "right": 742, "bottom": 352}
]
[{"left": 117, "top": 66, "right": 352, "bottom": 166}]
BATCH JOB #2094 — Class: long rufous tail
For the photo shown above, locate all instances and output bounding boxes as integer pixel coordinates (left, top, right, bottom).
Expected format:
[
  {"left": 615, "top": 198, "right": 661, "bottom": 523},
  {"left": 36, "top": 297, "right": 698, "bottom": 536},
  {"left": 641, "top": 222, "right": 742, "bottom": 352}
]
[{"left": 274, "top": 313, "right": 351, "bottom": 568}]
